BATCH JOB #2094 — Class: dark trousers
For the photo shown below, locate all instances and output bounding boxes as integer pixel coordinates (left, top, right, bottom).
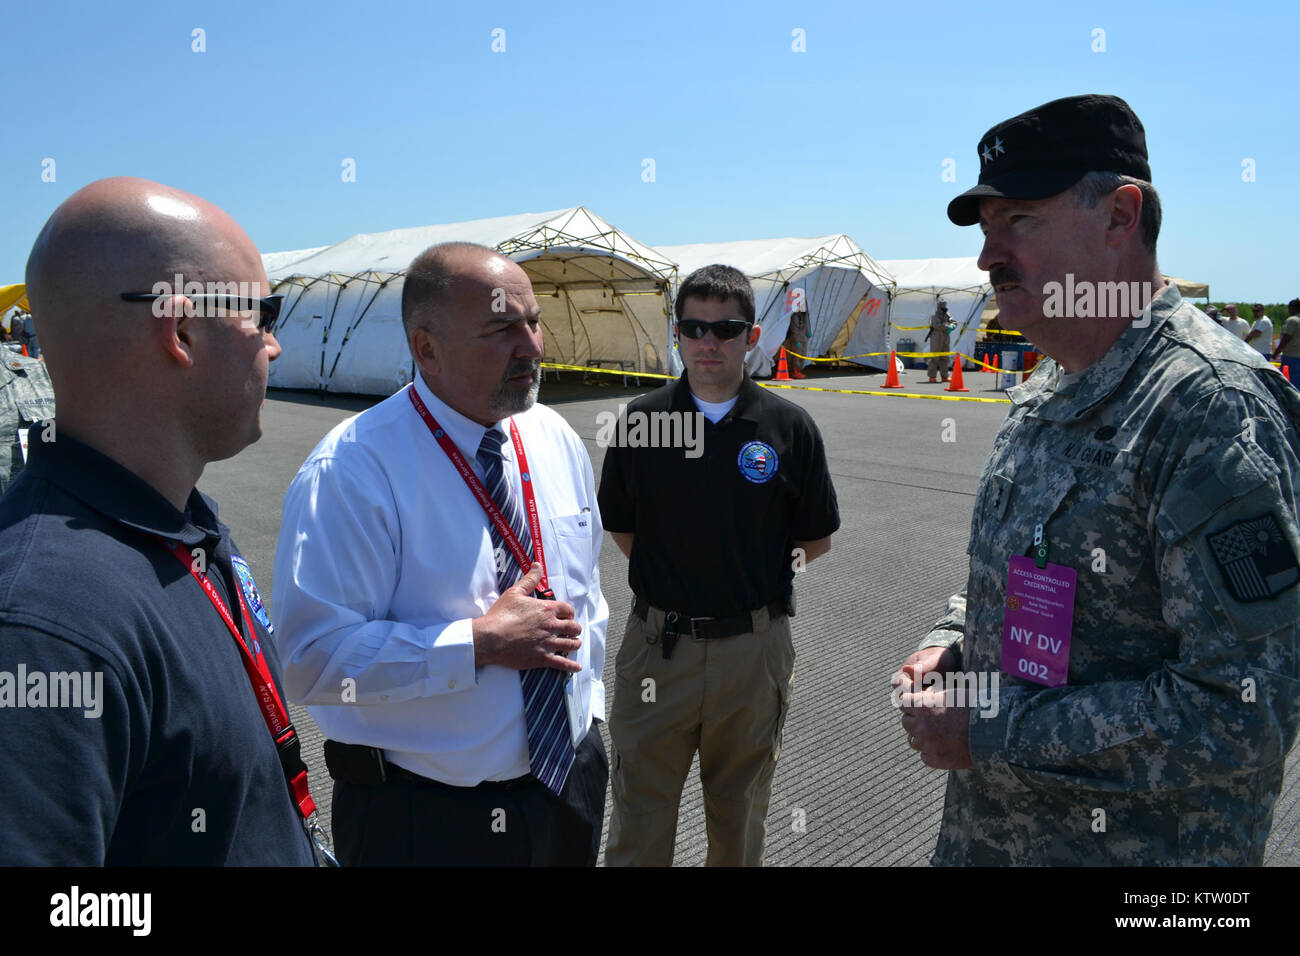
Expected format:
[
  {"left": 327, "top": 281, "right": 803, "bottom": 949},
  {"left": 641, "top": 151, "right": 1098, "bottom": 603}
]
[{"left": 332, "top": 729, "right": 608, "bottom": 866}]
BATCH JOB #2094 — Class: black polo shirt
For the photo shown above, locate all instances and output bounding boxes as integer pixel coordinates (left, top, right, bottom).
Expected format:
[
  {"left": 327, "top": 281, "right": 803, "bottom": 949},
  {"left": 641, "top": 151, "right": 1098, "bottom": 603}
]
[
  {"left": 0, "top": 432, "right": 315, "bottom": 865},
  {"left": 598, "top": 372, "right": 840, "bottom": 618}
]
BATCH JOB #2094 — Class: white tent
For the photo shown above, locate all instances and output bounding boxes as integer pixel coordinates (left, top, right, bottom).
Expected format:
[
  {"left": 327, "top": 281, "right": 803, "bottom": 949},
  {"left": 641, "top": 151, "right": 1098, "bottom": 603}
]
[
  {"left": 656, "top": 236, "right": 894, "bottom": 376},
  {"left": 263, "top": 208, "right": 677, "bottom": 395},
  {"left": 261, "top": 245, "right": 330, "bottom": 277},
  {"left": 871, "top": 257, "right": 993, "bottom": 370}
]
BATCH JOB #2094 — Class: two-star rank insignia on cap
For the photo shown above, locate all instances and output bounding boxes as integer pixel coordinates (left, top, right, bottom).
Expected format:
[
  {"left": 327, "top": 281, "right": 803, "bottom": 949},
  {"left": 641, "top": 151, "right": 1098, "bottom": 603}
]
[{"left": 1206, "top": 513, "right": 1300, "bottom": 603}]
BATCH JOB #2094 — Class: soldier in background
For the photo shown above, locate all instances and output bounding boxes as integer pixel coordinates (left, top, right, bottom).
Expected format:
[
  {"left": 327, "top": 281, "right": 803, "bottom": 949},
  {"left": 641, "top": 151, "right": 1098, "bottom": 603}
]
[
  {"left": 925, "top": 299, "right": 954, "bottom": 382},
  {"left": 893, "top": 94, "right": 1300, "bottom": 865},
  {"left": 1, "top": 346, "right": 54, "bottom": 496}
]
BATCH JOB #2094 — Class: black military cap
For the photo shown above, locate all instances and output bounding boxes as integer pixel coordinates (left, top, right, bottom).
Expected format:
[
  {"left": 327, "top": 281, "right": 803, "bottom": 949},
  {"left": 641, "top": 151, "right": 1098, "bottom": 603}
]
[{"left": 947, "top": 94, "right": 1150, "bottom": 226}]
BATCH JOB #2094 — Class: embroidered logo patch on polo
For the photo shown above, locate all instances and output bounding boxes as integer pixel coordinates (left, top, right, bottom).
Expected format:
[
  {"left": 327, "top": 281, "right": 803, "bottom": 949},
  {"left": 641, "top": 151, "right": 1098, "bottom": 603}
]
[
  {"left": 1207, "top": 513, "right": 1299, "bottom": 603},
  {"left": 232, "top": 554, "right": 275, "bottom": 634},
  {"left": 737, "top": 441, "right": 779, "bottom": 484}
]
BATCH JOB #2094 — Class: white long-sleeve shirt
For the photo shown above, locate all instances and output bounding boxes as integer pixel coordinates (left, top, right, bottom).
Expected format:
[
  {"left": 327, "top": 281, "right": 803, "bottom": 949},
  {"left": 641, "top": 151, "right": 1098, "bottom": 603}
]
[{"left": 272, "top": 374, "right": 607, "bottom": 786}]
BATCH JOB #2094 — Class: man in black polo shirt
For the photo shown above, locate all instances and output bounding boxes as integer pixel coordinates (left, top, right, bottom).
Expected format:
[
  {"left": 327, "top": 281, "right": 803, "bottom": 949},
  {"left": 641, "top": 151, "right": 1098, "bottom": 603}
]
[
  {"left": 0, "top": 177, "right": 317, "bottom": 865},
  {"left": 599, "top": 264, "right": 840, "bottom": 866}
]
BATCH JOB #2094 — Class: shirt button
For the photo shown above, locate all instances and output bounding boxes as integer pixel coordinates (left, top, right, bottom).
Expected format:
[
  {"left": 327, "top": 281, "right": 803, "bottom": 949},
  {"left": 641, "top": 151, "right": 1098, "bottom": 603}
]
[{"left": 448, "top": 680, "right": 457, "bottom": 689}]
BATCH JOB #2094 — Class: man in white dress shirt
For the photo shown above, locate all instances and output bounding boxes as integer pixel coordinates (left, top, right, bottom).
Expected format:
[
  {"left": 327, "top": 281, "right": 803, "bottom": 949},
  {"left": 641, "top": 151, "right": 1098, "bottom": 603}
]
[{"left": 273, "top": 242, "right": 609, "bottom": 866}]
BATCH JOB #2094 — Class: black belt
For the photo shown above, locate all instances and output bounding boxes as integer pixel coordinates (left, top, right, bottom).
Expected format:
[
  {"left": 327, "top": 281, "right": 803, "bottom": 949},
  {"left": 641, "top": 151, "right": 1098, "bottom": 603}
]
[
  {"left": 631, "top": 596, "right": 785, "bottom": 640},
  {"left": 324, "top": 739, "right": 534, "bottom": 790}
]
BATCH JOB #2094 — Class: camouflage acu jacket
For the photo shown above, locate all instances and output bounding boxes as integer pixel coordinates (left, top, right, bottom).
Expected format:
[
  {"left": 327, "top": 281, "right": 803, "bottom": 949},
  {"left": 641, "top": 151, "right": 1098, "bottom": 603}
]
[
  {"left": 922, "top": 284, "right": 1300, "bottom": 865},
  {"left": 1, "top": 352, "right": 55, "bottom": 496}
]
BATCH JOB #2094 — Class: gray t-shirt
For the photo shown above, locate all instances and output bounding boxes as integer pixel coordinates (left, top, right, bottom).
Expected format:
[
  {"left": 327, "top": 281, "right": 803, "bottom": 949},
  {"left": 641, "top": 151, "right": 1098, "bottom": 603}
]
[{"left": 1281, "top": 316, "right": 1300, "bottom": 357}]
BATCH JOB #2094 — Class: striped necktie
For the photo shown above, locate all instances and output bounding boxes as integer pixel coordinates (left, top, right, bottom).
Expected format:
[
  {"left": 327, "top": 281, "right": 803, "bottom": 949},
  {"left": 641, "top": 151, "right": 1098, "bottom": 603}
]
[{"left": 477, "top": 427, "right": 576, "bottom": 794}]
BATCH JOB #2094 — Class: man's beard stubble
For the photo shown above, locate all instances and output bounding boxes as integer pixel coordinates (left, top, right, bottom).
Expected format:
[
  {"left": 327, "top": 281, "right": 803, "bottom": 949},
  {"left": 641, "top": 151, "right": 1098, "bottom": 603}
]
[{"left": 489, "top": 358, "right": 540, "bottom": 418}]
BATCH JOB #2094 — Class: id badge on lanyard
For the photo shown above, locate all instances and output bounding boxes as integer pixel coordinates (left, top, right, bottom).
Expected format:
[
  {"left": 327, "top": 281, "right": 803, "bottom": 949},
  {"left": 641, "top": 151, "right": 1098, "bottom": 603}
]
[
  {"left": 160, "top": 539, "right": 338, "bottom": 865},
  {"left": 407, "top": 385, "right": 552, "bottom": 597},
  {"left": 1000, "top": 522, "right": 1077, "bottom": 687},
  {"left": 408, "top": 386, "right": 586, "bottom": 746}
]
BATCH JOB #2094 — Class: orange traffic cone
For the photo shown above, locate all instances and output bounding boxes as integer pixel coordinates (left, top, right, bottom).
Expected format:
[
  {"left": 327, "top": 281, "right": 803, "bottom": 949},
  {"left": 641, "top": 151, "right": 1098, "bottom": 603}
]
[
  {"left": 988, "top": 352, "right": 999, "bottom": 373},
  {"left": 774, "top": 348, "right": 791, "bottom": 381},
  {"left": 21, "top": 344, "right": 28, "bottom": 357},
  {"left": 945, "top": 356, "right": 969, "bottom": 392},
  {"left": 1284, "top": 363, "right": 1292, "bottom": 383},
  {"left": 881, "top": 351, "right": 904, "bottom": 388}
]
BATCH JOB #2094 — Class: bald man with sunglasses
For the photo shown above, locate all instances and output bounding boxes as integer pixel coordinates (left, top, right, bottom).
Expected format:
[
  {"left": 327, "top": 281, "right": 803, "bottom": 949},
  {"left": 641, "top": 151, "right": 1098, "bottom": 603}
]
[
  {"left": 598, "top": 263, "right": 840, "bottom": 866},
  {"left": 0, "top": 177, "right": 321, "bottom": 865}
]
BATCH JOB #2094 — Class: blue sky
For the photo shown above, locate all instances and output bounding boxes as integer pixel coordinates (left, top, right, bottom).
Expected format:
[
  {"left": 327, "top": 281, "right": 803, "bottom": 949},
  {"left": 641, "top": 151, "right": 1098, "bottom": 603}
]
[{"left": 4, "top": 0, "right": 1297, "bottom": 300}]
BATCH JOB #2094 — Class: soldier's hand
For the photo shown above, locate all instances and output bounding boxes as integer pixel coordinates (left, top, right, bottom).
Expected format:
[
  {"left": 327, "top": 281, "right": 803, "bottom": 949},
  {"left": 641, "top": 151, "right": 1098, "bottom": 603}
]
[
  {"left": 472, "top": 563, "right": 583, "bottom": 673},
  {"left": 898, "top": 682, "right": 974, "bottom": 770},
  {"left": 890, "top": 645, "right": 958, "bottom": 697}
]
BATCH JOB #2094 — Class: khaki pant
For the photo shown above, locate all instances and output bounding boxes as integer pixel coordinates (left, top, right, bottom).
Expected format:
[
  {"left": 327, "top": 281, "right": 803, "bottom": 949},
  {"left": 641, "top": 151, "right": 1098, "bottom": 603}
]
[{"left": 605, "top": 604, "right": 794, "bottom": 866}]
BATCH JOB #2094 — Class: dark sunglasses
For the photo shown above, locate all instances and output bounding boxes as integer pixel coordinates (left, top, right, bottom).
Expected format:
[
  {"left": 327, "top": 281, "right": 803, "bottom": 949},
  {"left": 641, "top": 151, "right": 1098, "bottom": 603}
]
[
  {"left": 119, "top": 292, "right": 283, "bottom": 332},
  {"left": 677, "top": 319, "right": 752, "bottom": 341}
]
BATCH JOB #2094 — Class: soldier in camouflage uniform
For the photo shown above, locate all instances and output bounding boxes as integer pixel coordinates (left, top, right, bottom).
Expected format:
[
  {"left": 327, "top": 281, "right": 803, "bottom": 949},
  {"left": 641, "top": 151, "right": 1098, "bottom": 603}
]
[
  {"left": 1, "top": 350, "right": 55, "bottom": 496},
  {"left": 893, "top": 94, "right": 1300, "bottom": 865}
]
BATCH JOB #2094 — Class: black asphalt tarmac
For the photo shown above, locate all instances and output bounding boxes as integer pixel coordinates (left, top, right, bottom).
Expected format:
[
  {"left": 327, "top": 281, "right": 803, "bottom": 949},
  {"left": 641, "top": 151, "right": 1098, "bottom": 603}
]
[{"left": 202, "top": 367, "right": 1300, "bottom": 866}]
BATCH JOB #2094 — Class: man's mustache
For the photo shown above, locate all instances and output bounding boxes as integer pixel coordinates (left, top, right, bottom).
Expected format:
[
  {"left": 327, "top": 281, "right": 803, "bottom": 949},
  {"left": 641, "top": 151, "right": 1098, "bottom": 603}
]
[
  {"left": 989, "top": 266, "right": 1023, "bottom": 289},
  {"left": 503, "top": 359, "right": 540, "bottom": 381}
]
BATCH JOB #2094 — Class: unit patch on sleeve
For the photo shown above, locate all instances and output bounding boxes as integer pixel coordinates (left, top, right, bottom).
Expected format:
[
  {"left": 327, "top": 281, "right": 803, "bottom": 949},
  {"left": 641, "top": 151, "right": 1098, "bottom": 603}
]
[{"left": 232, "top": 554, "right": 275, "bottom": 634}]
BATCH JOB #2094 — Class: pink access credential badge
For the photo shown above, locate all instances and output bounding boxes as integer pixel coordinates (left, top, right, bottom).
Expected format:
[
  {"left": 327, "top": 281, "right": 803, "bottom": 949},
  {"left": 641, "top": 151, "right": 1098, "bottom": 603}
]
[{"left": 1000, "top": 555, "right": 1077, "bottom": 687}]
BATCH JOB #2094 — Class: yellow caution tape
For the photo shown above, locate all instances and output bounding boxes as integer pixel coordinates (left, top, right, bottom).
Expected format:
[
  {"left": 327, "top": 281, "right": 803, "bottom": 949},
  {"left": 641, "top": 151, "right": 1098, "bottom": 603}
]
[
  {"left": 760, "top": 382, "right": 1011, "bottom": 404},
  {"left": 541, "top": 361, "right": 676, "bottom": 381},
  {"left": 787, "top": 344, "right": 1029, "bottom": 363},
  {"left": 785, "top": 349, "right": 892, "bottom": 362},
  {"left": 889, "top": 324, "right": 1025, "bottom": 337},
  {"left": 786, "top": 348, "right": 953, "bottom": 361},
  {"left": 540, "top": 360, "right": 1014, "bottom": 404}
]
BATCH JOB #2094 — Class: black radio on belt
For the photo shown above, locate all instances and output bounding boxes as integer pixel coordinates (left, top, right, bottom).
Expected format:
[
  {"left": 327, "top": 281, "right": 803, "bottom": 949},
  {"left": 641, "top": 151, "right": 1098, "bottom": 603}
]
[{"left": 661, "top": 611, "right": 680, "bottom": 660}]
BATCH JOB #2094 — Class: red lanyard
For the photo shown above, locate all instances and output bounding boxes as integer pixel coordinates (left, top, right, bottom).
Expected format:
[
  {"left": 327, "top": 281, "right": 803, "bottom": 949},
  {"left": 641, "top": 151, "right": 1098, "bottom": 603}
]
[
  {"left": 161, "top": 539, "right": 317, "bottom": 821},
  {"left": 407, "top": 384, "right": 550, "bottom": 593}
]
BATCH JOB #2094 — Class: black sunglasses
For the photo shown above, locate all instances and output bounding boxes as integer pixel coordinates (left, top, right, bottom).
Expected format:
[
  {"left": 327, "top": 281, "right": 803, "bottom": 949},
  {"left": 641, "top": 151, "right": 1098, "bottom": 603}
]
[
  {"left": 677, "top": 319, "right": 752, "bottom": 341},
  {"left": 119, "top": 292, "right": 283, "bottom": 332}
]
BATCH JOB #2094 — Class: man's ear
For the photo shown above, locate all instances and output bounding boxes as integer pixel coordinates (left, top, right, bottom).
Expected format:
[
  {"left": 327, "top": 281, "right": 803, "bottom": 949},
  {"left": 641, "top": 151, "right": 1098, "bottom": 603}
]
[
  {"left": 1105, "top": 183, "right": 1143, "bottom": 248},
  {"left": 747, "top": 324, "right": 762, "bottom": 349},
  {"left": 156, "top": 295, "right": 195, "bottom": 368},
  {"left": 411, "top": 325, "right": 439, "bottom": 377}
]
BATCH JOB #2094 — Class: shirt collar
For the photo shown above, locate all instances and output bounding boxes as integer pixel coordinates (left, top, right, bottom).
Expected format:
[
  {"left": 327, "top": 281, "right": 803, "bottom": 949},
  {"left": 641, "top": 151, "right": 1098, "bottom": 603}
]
[
  {"left": 23, "top": 430, "right": 221, "bottom": 547},
  {"left": 411, "top": 374, "right": 508, "bottom": 461},
  {"left": 672, "top": 370, "right": 764, "bottom": 424},
  {"left": 1008, "top": 281, "right": 1181, "bottom": 422}
]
